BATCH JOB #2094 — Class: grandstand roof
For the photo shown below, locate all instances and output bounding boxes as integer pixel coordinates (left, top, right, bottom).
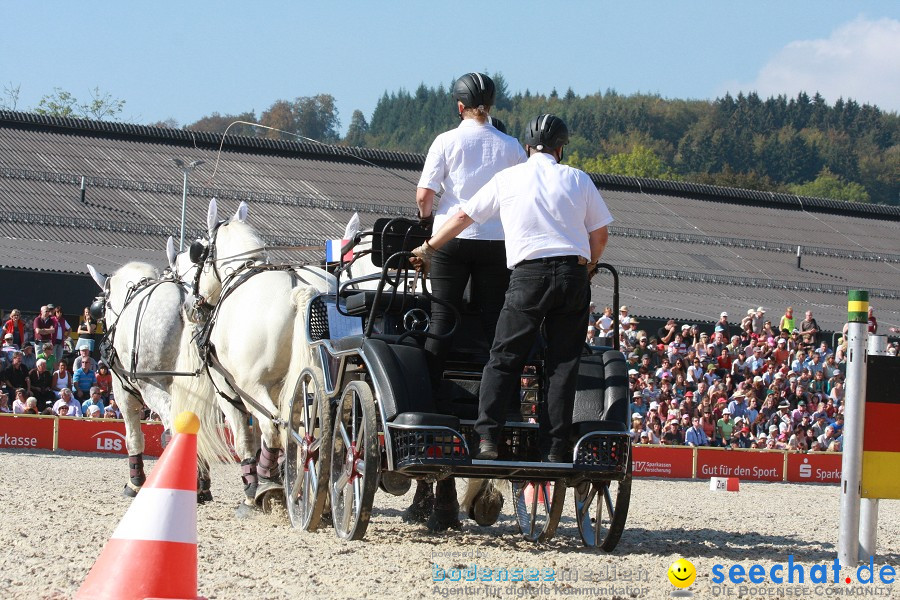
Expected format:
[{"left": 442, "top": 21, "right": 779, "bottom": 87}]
[{"left": 1, "top": 110, "right": 898, "bottom": 334}]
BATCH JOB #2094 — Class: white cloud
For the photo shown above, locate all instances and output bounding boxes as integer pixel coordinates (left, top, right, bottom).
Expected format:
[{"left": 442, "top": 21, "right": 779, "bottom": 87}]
[{"left": 724, "top": 17, "right": 900, "bottom": 112}]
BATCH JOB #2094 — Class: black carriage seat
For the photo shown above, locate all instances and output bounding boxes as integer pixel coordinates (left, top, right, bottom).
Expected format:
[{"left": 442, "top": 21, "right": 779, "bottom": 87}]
[
  {"left": 344, "top": 289, "right": 430, "bottom": 318},
  {"left": 569, "top": 350, "right": 629, "bottom": 439},
  {"left": 362, "top": 337, "right": 460, "bottom": 430}
]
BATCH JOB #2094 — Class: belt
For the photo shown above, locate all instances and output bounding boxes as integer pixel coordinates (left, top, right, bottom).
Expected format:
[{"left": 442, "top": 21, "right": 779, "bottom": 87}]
[{"left": 516, "top": 255, "right": 587, "bottom": 267}]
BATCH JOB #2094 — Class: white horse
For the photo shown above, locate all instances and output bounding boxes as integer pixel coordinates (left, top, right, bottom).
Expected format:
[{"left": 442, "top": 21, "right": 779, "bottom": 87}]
[
  {"left": 189, "top": 199, "right": 333, "bottom": 509},
  {"left": 87, "top": 261, "right": 231, "bottom": 499},
  {"left": 163, "top": 237, "right": 266, "bottom": 516}
]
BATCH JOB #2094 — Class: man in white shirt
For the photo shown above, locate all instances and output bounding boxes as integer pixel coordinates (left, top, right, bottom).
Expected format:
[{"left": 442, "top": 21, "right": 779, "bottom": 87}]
[
  {"left": 412, "top": 114, "right": 613, "bottom": 463},
  {"left": 411, "top": 72, "right": 526, "bottom": 532}
]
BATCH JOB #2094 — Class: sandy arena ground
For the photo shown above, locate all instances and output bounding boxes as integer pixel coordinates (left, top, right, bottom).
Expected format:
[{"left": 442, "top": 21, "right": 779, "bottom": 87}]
[{"left": 1, "top": 450, "right": 898, "bottom": 600}]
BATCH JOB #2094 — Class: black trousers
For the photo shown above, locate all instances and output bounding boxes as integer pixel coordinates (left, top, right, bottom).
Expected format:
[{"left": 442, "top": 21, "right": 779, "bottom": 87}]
[
  {"left": 425, "top": 238, "right": 509, "bottom": 390},
  {"left": 475, "top": 258, "right": 590, "bottom": 448}
]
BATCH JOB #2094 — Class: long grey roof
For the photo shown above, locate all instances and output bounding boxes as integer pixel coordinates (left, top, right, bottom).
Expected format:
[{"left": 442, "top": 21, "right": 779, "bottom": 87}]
[{"left": 1, "top": 110, "right": 898, "bottom": 334}]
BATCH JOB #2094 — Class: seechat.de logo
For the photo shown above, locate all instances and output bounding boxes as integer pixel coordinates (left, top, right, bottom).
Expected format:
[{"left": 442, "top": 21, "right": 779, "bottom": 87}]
[{"left": 668, "top": 558, "right": 696, "bottom": 597}]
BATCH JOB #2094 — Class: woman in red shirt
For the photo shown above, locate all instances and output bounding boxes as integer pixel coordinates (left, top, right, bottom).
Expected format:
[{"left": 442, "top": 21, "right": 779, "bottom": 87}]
[{"left": 95, "top": 363, "right": 113, "bottom": 400}]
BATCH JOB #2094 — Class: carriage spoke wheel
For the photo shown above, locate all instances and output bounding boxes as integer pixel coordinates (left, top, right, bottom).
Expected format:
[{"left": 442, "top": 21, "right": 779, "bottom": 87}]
[
  {"left": 329, "top": 380, "right": 379, "bottom": 541},
  {"left": 511, "top": 480, "right": 566, "bottom": 543},
  {"left": 573, "top": 471, "right": 632, "bottom": 551},
  {"left": 286, "top": 369, "right": 333, "bottom": 531}
]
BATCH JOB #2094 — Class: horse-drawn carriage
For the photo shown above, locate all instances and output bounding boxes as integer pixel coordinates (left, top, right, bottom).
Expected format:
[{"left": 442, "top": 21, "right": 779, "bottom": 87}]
[
  {"left": 283, "top": 217, "right": 633, "bottom": 549},
  {"left": 91, "top": 201, "right": 631, "bottom": 550}
]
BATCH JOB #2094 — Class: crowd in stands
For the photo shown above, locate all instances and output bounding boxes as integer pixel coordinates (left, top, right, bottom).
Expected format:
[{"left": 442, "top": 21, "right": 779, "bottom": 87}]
[
  {"left": 1, "top": 306, "right": 158, "bottom": 421},
  {"left": 587, "top": 303, "right": 899, "bottom": 453}
]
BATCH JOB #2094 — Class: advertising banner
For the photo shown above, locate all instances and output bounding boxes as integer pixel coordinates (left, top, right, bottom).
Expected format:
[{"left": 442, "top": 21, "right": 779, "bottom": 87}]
[
  {"left": 56, "top": 418, "right": 165, "bottom": 457},
  {"left": 0, "top": 414, "right": 55, "bottom": 450},
  {"left": 785, "top": 452, "right": 841, "bottom": 484},
  {"left": 696, "top": 448, "right": 784, "bottom": 481},
  {"left": 632, "top": 445, "right": 694, "bottom": 479}
]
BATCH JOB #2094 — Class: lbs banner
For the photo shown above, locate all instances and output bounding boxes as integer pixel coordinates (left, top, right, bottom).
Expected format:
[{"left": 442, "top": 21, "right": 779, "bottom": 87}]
[{"left": 57, "top": 417, "right": 165, "bottom": 456}]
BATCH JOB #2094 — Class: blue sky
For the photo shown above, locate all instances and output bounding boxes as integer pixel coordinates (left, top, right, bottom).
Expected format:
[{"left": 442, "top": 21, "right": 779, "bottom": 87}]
[{"left": 2, "top": 1, "right": 899, "bottom": 135}]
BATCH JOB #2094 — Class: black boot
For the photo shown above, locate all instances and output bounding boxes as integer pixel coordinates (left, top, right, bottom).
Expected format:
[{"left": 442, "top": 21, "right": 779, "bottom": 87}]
[
  {"left": 426, "top": 478, "right": 461, "bottom": 532},
  {"left": 402, "top": 480, "right": 434, "bottom": 524}
]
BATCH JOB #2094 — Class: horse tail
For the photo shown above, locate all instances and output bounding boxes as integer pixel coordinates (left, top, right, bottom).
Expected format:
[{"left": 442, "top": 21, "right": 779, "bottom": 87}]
[
  {"left": 276, "top": 283, "right": 322, "bottom": 440},
  {"left": 170, "top": 323, "right": 234, "bottom": 470}
]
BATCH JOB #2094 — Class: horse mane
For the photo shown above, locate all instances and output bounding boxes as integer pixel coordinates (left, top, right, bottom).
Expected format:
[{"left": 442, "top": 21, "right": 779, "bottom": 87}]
[{"left": 216, "top": 220, "right": 268, "bottom": 264}]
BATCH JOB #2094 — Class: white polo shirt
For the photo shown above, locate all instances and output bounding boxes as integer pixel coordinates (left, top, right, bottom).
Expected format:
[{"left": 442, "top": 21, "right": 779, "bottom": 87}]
[
  {"left": 417, "top": 119, "right": 526, "bottom": 240},
  {"left": 462, "top": 152, "right": 614, "bottom": 268}
]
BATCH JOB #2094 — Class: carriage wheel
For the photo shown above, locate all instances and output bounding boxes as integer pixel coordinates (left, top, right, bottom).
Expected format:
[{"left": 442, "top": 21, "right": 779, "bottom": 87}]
[
  {"left": 285, "top": 369, "right": 333, "bottom": 532},
  {"left": 330, "top": 380, "right": 379, "bottom": 541},
  {"left": 573, "top": 469, "right": 632, "bottom": 551},
  {"left": 511, "top": 480, "right": 566, "bottom": 543}
]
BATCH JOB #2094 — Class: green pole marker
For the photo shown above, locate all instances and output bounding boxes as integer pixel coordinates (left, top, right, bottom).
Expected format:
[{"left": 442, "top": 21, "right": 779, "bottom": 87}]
[{"left": 847, "top": 290, "right": 869, "bottom": 323}]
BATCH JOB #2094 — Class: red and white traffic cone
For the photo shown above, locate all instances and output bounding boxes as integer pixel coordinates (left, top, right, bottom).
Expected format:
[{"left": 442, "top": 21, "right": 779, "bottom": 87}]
[{"left": 77, "top": 411, "right": 205, "bottom": 600}]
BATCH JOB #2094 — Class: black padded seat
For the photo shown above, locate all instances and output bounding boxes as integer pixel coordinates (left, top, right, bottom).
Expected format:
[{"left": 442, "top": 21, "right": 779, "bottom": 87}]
[
  {"left": 392, "top": 412, "right": 461, "bottom": 429},
  {"left": 344, "top": 290, "right": 430, "bottom": 317},
  {"left": 330, "top": 335, "right": 365, "bottom": 352},
  {"left": 571, "top": 420, "right": 628, "bottom": 439}
]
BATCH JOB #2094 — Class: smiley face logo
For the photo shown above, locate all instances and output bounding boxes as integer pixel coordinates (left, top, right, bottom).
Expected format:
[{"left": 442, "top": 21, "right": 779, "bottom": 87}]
[{"left": 668, "top": 558, "right": 696, "bottom": 588}]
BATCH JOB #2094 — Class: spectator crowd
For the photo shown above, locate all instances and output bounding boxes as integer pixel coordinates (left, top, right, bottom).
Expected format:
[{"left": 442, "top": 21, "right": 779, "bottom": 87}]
[
  {"left": 587, "top": 303, "right": 898, "bottom": 453},
  {"left": 1, "top": 305, "right": 158, "bottom": 421}
]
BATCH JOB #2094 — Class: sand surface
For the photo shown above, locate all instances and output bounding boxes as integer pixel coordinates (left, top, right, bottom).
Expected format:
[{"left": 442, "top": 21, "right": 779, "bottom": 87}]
[{"left": 1, "top": 450, "right": 898, "bottom": 600}]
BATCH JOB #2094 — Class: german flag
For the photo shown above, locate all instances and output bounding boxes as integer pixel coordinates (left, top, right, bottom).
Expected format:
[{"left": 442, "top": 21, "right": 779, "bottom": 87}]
[{"left": 861, "top": 355, "right": 900, "bottom": 499}]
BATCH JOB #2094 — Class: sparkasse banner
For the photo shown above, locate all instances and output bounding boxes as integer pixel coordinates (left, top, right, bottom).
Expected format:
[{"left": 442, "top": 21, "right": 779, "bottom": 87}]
[
  {"left": 632, "top": 445, "right": 693, "bottom": 478},
  {"left": 786, "top": 451, "right": 841, "bottom": 484},
  {"left": 695, "top": 447, "right": 784, "bottom": 481},
  {"left": 0, "top": 414, "right": 54, "bottom": 450}
]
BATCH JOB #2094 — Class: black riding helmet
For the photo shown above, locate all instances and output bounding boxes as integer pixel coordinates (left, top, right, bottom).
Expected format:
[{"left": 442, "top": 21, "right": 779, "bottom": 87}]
[
  {"left": 524, "top": 114, "right": 569, "bottom": 151},
  {"left": 452, "top": 72, "right": 495, "bottom": 109}
]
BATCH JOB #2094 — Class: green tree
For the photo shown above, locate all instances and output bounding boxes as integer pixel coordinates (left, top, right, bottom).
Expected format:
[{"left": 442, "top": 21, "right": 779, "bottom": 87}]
[
  {"left": 34, "top": 86, "right": 125, "bottom": 120},
  {"left": 1, "top": 82, "right": 21, "bottom": 110},
  {"left": 344, "top": 109, "right": 369, "bottom": 147},
  {"left": 186, "top": 111, "right": 259, "bottom": 137},
  {"left": 568, "top": 145, "right": 672, "bottom": 179},
  {"left": 788, "top": 168, "right": 871, "bottom": 203}
]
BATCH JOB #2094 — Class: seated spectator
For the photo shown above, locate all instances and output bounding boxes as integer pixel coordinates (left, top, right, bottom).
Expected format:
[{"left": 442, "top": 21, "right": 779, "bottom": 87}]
[
  {"left": 716, "top": 408, "right": 734, "bottom": 447},
  {"left": 85, "top": 405, "right": 102, "bottom": 419},
  {"left": 51, "top": 360, "right": 71, "bottom": 399},
  {"left": 36, "top": 342, "right": 56, "bottom": 374},
  {"left": 20, "top": 343, "right": 36, "bottom": 371},
  {"left": 103, "top": 406, "right": 117, "bottom": 419},
  {"left": 727, "top": 390, "right": 749, "bottom": 421},
  {"left": 630, "top": 414, "right": 644, "bottom": 443},
  {"left": 662, "top": 417, "right": 683, "bottom": 445},
  {"left": 28, "top": 358, "right": 54, "bottom": 409},
  {"left": 106, "top": 397, "right": 122, "bottom": 419},
  {"left": 95, "top": 363, "right": 113, "bottom": 400},
  {"left": 647, "top": 420, "right": 663, "bottom": 444},
  {"left": 684, "top": 416, "right": 709, "bottom": 446},
  {"left": 10, "top": 388, "right": 28, "bottom": 413},
  {"left": 73, "top": 346, "right": 95, "bottom": 372},
  {"left": 732, "top": 426, "right": 753, "bottom": 448},
  {"left": 52, "top": 388, "right": 82, "bottom": 417},
  {"left": 72, "top": 357, "right": 97, "bottom": 401},
  {"left": 0, "top": 390, "right": 11, "bottom": 413},
  {"left": 2, "top": 332, "right": 18, "bottom": 361},
  {"left": 80, "top": 387, "right": 105, "bottom": 417},
  {"left": 2, "top": 351, "right": 31, "bottom": 397},
  {"left": 24, "top": 396, "right": 39, "bottom": 414}
]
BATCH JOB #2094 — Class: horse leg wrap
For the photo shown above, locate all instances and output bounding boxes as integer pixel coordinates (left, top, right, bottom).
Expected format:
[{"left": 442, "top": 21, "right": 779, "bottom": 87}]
[
  {"left": 256, "top": 443, "right": 281, "bottom": 483},
  {"left": 123, "top": 454, "right": 145, "bottom": 497},
  {"left": 197, "top": 468, "right": 213, "bottom": 504},
  {"left": 241, "top": 457, "right": 259, "bottom": 500}
]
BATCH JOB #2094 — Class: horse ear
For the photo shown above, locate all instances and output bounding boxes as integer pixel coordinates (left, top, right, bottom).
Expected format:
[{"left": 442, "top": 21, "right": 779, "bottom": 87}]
[
  {"left": 166, "top": 237, "right": 177, "bottom": 269},
  {"left": 87, "top": 264, "right": 106, "bottom": 290},
  {"left": 234, "top": 202, "right": 249, "bottom": 223},
  {"left": 207, "top": 198, "right": 219, "bottom": 235}
]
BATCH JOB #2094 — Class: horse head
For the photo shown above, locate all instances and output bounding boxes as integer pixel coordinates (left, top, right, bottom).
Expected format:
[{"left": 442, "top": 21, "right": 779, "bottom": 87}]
[{"left": 191, "top": 198, "right": 266, "bottom": 304}]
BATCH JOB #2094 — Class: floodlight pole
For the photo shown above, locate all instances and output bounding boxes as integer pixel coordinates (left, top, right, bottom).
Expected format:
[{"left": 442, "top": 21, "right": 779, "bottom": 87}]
[{"left": 171, "top": 158, "right": 205, "bottom": 252}]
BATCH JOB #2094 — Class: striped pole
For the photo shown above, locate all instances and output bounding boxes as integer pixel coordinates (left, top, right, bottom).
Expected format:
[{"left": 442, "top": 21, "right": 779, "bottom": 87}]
[
  {"left": 859, "top": 334, "right": 887, "bottom": 560},
  {"left": 838, "top": 290, "right": 868, "bottom": 566},
  {"left": 77, "top": 411, "right": 203, "bottom": 600}
]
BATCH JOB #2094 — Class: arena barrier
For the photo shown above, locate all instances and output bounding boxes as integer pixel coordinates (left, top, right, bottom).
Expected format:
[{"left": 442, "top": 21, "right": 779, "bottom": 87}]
[
  {"left": 0, "top": 413, "right": 842, "bottom": 484},
  {"left": 632, "top": 444, "right": 842, "bottom": 484},
  {"left": 0, "top": 413, "right": 165, "bottom": 457}
]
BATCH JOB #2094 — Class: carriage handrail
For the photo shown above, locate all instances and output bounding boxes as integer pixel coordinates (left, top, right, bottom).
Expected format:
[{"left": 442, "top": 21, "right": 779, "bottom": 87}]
[{"left": 595, "top": 262, "right": 620, "bottom": 352}]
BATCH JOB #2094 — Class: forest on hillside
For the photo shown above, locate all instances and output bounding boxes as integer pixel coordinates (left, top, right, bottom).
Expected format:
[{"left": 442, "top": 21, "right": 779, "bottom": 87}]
[{"left": 9, "top": 76, "right": 898, "bottom": 205}]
